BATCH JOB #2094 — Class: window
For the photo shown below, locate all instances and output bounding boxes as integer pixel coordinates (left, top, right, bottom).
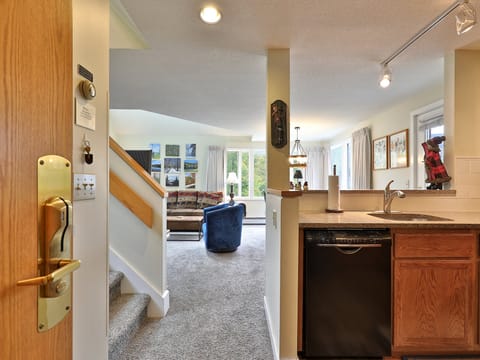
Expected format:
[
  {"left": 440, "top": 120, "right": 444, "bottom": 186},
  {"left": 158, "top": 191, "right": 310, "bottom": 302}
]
[
  {"left": 226, "top": 149, "right": 266, "bottom": 199},
  {"left": 330, "top": 140, "right": 352, "bottom": 189},
  {"left": 412, "top": 100, "right": 444, "bottom": 188},
  {"left": 425, "top": 124, "right": 445, "bottom": 161}
]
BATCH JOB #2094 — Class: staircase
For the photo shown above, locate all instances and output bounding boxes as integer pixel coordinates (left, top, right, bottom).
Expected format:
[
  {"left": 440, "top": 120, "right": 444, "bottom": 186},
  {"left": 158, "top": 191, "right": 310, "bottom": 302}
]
[{"left": 108, "top": 270, "right": 150, "bottom": 360}]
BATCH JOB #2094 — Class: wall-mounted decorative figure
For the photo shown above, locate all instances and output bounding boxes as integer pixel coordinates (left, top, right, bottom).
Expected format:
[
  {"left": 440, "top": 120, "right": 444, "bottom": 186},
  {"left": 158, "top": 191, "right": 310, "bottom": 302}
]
[
  {"left": 271, "top": 100, "right": 287, "bottom": 148},
  {"left": 422, "top": 136, "right": 451, "bottom": 189}
]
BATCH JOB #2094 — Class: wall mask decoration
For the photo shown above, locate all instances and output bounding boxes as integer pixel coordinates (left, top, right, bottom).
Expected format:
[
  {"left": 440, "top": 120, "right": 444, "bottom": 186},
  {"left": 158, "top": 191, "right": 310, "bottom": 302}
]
[{"left": 271, "top": 99, "right": 288, "bottom": 148}]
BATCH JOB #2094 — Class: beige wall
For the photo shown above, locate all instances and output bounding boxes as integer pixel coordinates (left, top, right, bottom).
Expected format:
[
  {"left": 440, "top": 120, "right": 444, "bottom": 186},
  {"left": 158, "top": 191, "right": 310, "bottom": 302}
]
[
  {"left": 452, "top": 49, "right": 480, "bottom": 199},
  {"left": 455, "top": 49, "right": 480, "bottom": 157},
  {"left": 267, "top": 49, "right": 291, "bottom": 190},
  {"left": 72, "top": 1, "right": 110, "bottom": 359},
  {"left": 329, "top": 82, "right": 444, "bottom": 190}
]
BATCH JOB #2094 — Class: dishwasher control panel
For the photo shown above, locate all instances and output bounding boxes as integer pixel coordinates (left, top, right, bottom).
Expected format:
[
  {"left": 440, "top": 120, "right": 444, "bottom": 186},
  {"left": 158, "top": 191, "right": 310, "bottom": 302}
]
[{"left": 304, "top": 229, "right": 391, "bottom": 245}]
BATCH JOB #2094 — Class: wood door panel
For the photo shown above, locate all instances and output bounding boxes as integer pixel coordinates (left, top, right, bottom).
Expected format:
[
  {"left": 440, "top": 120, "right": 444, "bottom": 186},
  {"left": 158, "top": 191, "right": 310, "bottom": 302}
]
[
  {"left": 0, "top": 0, "right": 72, "bottom": 358},
  {"left": 394, "top": 232, "right": 475, "bottom": 258},
  {"left": 393, "top": 260, "right": 475, "bottom": 350}
]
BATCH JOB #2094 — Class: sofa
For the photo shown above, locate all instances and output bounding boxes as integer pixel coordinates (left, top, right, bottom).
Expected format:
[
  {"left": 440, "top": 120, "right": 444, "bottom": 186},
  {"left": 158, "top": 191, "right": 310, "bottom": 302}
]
[
  {"left": 166, "top": 191, "right": 224, "bottom": 235},
  {"left": 202, "top": 203, "right": 245, "bottom": 252}
]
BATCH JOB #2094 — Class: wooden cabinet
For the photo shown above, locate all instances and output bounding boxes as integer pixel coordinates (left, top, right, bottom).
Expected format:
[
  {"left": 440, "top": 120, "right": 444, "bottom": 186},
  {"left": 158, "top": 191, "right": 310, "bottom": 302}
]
[{"left": 392, "top": 230, "right": 477, "bottom": 352}]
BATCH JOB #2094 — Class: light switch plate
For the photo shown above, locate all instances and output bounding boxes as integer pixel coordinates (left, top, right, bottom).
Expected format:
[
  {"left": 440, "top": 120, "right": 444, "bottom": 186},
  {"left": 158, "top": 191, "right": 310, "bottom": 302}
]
[{"left": 73, "top": 173, "right": 96, "bottom": 200}]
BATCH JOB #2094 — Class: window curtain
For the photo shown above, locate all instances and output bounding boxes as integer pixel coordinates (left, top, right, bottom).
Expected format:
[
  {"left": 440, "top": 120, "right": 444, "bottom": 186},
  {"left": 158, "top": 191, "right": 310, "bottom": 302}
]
[
  {"left": 205, "top": 145, "right": 225, "bottom": 192},
  {"left": 352, "top": 127, "right": 371, "bottom": 189},
  {"left": 305, "top": 146, "right": 330, "bottom": 190}
]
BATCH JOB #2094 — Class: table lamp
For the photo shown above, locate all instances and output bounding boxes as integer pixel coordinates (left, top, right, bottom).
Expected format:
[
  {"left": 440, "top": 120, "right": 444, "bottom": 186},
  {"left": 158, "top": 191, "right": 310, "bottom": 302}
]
[
  {"left": 293, "top": 169, "right": 303, "bottom": 190},
  {"left": 226, "top": 172, "right": 238, "bottom": 205}
]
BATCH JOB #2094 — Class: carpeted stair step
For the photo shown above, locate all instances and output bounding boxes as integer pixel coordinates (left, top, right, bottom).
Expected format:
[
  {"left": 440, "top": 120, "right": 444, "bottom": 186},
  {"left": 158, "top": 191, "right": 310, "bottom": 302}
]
[
  {"left": 109, "top": 270, "right": 124, "bottom": 304},
  {"left": 109, "top": 293, "right": 150, "bottom": 360}
]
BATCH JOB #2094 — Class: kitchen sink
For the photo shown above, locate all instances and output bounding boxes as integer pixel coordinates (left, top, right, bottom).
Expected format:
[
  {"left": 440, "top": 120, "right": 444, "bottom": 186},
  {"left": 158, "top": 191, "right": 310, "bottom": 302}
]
[{"left": 367, "top": 212, "right": 453, "bottom": 222}]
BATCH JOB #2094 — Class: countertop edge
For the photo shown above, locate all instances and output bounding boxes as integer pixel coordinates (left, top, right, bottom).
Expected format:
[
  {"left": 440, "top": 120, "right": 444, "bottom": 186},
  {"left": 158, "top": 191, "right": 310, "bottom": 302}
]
[{"left": 299, "top": 211, "right": 480, "bottom": 229}]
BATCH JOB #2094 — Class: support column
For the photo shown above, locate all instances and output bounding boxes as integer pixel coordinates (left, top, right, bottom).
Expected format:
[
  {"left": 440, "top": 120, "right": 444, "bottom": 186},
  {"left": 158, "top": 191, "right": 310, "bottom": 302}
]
[{"left": 267, "top": 49, "right": 290, "bottom": 190}]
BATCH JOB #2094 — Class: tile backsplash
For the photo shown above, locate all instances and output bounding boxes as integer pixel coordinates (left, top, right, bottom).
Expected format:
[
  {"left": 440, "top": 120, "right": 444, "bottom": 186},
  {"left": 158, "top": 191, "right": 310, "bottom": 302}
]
[{"left": 455, "top": 157, "right": 480, "bottom": 199}]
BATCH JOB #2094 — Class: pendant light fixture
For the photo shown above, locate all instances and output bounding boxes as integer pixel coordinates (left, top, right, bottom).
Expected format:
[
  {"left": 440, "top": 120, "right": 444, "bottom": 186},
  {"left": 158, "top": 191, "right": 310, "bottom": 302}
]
[
  {"left": 289, "top": 126, "right": 307, "bottom": 168},
  {"left": 378, "top": 0, "right": 477, "bottom": 89}
]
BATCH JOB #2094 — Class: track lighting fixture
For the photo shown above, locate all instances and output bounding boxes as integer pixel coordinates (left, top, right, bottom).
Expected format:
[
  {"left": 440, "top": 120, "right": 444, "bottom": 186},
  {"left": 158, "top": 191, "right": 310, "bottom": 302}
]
[
  {"left": 200, "top": 5, "right": 222, "bottom": 24},
  {"left": 378, "top": 0, "right": 477, "bottom": 88},
  {"left": 456, "top": 0, "right": 477, "bottom": 34},
  {"left": 379, "top": 64, "right": 392, "bottom": 88}
]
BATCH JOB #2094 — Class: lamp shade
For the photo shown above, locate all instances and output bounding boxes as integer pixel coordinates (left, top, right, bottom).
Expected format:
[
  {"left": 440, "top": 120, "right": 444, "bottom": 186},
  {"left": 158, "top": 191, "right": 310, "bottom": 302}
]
[
  {"left": 293, "top": 170, "right": 303, "bottom": 179},
  {"left": 227, "top": 172, "right": 238, "bottom": 184}
]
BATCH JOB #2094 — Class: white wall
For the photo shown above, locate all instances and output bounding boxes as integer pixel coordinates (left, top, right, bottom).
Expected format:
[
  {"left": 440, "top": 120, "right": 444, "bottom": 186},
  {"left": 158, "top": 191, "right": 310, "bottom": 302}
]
[
  {"left": 72, "top": 1, "right": 109, "bottom": 359},
  {"left": 264, "top": 194, "right": 282, "bottom": 360},
  {"left": 109, "top": 149, "right": 168, "bottom": 317},
  {"left": 111, "top": 129, "right": 267, "bottom": 217}
]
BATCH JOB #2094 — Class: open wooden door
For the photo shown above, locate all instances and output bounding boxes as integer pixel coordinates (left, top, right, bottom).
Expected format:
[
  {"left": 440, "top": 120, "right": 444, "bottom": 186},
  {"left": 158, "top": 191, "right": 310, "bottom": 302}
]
[{"left": 0, "top": 0, "right": 73, "bottom": 358}]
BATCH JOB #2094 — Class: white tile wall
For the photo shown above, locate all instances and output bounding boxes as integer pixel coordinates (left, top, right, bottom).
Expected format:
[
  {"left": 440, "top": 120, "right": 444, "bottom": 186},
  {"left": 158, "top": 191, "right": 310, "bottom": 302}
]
[{"left": 455, "top": 157, "right": 480, "bottom": 199}]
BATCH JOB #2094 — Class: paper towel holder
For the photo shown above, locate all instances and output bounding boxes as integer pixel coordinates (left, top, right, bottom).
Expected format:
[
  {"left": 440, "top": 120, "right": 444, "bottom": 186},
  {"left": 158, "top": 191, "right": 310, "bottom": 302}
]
[{"left": 326, "top": 165, "right": 344, "bottom": 213}]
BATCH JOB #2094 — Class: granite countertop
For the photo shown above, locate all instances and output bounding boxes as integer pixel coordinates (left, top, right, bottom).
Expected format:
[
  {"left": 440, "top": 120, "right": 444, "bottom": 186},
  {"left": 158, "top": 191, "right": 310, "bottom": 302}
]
[{"left": 299, "top": 210, "right": 480, "bottom": 229}]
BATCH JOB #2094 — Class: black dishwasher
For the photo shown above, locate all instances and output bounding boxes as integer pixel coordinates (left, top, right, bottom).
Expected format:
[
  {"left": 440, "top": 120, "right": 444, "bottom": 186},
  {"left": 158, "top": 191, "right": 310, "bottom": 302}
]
[{"left": 302, "top": 229, "right": 391, "bottom": 359}]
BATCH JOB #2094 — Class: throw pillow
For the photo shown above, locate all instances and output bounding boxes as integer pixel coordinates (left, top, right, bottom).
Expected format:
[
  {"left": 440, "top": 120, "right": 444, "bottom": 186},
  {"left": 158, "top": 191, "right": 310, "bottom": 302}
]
[
  {"left": 177, "top": 190, "right": 198, "bottom": 209},
  {"left": 199, "top": 191, "right": 223, "bottom": 208},
  {"left": 167, "top": 191, "right": 178, "bottom": 209}
]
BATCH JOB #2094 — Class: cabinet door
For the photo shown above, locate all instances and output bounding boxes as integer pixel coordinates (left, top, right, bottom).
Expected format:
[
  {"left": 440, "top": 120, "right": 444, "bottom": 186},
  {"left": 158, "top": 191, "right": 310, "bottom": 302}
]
[{"left": 393, "top": 260, "right": 475, "bottom": 350}]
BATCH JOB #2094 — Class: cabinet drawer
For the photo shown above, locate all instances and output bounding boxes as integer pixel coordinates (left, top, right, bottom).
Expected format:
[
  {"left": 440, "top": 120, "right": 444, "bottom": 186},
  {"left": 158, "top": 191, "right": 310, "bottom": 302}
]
[{"left": 394, "top": 232, "right": 475, "bottom": 258}]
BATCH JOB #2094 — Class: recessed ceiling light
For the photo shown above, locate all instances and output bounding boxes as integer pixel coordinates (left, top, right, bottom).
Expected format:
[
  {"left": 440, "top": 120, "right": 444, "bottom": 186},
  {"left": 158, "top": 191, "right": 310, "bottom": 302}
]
[{"left": 200, "top": 5, "right": 222, "bottom": 24}]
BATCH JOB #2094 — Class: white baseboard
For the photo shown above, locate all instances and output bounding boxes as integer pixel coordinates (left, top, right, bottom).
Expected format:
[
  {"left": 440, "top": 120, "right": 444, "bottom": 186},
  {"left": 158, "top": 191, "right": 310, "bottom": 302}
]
[
  {"left": 110, "top": 248, "right": 170, "bottom": 318},
  {"left": 264, "top": 296, "right": 280, "bottom": 360}
]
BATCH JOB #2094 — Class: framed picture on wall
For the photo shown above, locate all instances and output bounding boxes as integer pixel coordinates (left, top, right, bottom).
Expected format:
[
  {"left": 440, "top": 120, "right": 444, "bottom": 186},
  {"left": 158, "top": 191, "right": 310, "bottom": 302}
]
[
  {"left": 389, "top": 129, "right": 409, "bottom": 169},
  {"left": 164, "top": 157, "right": 181, "bottom": 172},
  {"left": 165, "top": 144, "right": 180, "bottom": 157},
  {"left": 152, "top": 171, "right": 161, "bottom": 184},
  {"left": 185, "top": 172, "right": 196, "bottom": 189},
  {"left": 149, "top": 143, "right": 161, "bottom": 159},
  {"left": 184, "top": 159, "right": 198, "bottom": 172},
  {"left": 165, "top": 173, "right": 179, "bottom": 187},
  {"left": 186, "top": 144, "right": 196, "bottom": 157},
  {"left": 372, "top": 136, "right": 388, "bottom": 170}
]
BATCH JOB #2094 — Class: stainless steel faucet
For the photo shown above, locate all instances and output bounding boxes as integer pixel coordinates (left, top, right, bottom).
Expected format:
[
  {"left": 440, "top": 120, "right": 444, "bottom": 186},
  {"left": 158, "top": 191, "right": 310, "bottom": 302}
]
[{"left": 384, "top": 180, "right": 406, "bottom": 213}]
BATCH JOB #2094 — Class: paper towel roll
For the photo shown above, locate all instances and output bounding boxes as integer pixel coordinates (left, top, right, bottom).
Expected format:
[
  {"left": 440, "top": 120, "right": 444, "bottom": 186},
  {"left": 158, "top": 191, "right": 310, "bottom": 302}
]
[{"left": 327, "top": 175, "right": 341, "bottom": 211}]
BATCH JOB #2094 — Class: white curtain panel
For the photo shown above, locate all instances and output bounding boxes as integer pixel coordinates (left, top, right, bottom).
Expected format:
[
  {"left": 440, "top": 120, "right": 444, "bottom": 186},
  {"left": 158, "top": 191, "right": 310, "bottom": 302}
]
[
  {"left": 205, "top": 145, "right": 225, "bottom": 192},
  {"left": 305, "top": 146, "right": 330, "bottom": 190},
  {"left": 352, "top": 127, "right": 371, "bottom": 189}
]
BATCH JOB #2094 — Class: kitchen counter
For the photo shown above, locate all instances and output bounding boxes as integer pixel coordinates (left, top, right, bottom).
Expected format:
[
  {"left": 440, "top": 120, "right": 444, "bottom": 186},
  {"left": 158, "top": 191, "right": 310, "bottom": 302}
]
[{"left": 299, "top": 210, "right": 480, "bottom": 229}]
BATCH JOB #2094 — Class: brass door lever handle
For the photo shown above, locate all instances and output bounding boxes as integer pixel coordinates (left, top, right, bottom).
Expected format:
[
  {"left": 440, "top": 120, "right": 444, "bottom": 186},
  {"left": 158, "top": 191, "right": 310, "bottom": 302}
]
[{"left": 17, "top": 259, "right": 81, "bottom": 286}]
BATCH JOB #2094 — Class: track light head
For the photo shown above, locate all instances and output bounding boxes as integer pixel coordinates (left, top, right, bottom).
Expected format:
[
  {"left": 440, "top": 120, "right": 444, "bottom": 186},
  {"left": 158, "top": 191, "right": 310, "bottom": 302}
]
[
  {"left": 456, "top": 0, "right": 477, "bottom": 35},
  {"left": 200, "top": 5, "right": 222, "bottom": 24},
  {"left": 379, "top": 64, "right": 392, "bottom": 88}
]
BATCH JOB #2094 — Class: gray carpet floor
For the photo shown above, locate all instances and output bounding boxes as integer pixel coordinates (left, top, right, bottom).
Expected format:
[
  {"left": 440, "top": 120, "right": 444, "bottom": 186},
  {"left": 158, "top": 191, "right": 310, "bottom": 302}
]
[{"left": 121, "top": 225, "right": 274, "bottom": 360}]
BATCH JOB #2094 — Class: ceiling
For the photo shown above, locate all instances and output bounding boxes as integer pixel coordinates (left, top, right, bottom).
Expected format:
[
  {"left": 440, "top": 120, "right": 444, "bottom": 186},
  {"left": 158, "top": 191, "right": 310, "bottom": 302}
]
[{"left": 109, "top": 0, "right": 480, "bottom": 142}]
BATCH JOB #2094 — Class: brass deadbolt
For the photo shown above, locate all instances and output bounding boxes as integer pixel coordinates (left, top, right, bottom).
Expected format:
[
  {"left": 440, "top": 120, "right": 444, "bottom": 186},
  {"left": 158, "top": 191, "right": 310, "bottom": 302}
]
[{"left": 79, "top": 80, "right": 96, "bottom": 100}]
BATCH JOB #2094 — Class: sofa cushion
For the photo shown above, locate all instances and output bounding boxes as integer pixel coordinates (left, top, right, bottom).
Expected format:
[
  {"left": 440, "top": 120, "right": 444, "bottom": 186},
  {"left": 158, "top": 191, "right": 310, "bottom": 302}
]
[
  {"left": 167, "top": 208, "right": 204, "bottom": 217},
  {"left": 177, "top": 190, "right": 198, "bottom": 209},
  {"left": 198, "top": 191, "right": 223, "bottom": 208},
  {"left": 167, "top": 191, "right": 178, "bottom": 209}
]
